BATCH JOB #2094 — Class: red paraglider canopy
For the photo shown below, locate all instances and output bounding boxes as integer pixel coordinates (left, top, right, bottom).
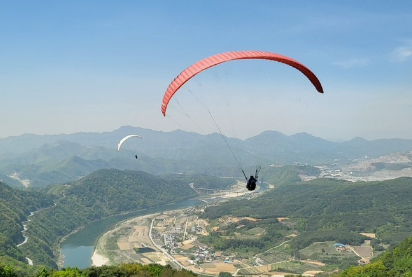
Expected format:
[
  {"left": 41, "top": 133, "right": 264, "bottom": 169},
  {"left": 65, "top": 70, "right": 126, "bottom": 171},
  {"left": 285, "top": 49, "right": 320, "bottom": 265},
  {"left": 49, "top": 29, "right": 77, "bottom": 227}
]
[{"left": 161, "top": 50, "right": 323, "bottom": 116}]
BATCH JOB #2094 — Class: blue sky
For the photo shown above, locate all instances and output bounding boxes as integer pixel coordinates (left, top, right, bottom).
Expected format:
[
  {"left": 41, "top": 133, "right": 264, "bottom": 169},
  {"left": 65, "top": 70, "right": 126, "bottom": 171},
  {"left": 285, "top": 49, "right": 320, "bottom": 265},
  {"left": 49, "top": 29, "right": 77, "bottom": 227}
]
[{"left": 1, "top": 1, "right": 411, "bottom": 141}]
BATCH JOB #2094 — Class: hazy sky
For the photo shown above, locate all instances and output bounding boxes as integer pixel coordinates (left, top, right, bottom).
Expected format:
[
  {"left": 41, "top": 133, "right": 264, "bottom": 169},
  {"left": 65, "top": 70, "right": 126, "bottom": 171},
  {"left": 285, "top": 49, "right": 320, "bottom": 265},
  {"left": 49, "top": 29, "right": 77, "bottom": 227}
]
[{"left": 1, "top": 1, "right": 411, "bottom": 141}]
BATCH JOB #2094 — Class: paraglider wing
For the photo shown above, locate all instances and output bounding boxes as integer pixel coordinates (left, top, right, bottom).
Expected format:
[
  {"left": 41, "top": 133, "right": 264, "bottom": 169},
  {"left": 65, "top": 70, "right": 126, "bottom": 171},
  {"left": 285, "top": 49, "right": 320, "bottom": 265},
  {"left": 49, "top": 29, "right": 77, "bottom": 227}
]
[
  {"left": 161, "top": 51, "right": 324, "bottom": 116},
  {"left": 117, "top": 135, "right": 142, "bottom": 151}
]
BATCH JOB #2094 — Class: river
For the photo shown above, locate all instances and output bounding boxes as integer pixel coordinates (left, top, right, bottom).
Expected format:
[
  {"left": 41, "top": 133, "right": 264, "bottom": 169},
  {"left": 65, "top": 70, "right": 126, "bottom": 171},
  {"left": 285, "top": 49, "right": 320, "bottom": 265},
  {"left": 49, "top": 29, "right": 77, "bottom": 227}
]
[
  {"left": 61, "top": 182, "right": 269, "bottom": 269},
  {"left": 61, "top": 198, "right": 204, "bottom": 269}
]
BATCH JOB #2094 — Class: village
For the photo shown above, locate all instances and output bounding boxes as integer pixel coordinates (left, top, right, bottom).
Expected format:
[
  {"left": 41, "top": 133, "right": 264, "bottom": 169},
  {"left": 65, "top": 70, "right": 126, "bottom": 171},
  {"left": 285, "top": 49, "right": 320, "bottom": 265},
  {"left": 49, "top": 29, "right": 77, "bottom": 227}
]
[
  {"left": 93, "top": 200, "right": 376, "bottom": 277},
  {"left": 150, "top": 207, "right": 239, "bottom": 265},
  {"left": 91, "top": 179, "right": 378, "bottom": 276},
  {"left": 103, "top": 206, "right": 245, "bottom": 275}
]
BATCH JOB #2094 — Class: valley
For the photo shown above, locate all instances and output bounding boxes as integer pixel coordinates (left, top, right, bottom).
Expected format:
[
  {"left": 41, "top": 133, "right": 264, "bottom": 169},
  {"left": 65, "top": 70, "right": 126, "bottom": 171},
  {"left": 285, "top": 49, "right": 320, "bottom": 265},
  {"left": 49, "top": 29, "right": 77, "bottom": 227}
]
[
  {"left": 302, "top": 151, "right": 412, "bottom": 182},
  {"left": 1, "top": 128, "right": 412, "bottom": 276},
  {"left": 93, "top": 200, "right": 377, "bottom": 276}
]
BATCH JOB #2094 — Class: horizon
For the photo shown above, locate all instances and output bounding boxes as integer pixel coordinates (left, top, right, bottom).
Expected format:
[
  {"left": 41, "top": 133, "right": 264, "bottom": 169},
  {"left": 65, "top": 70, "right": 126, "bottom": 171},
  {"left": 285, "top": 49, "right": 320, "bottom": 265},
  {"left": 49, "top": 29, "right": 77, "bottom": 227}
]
[
  {"left": 1, "top": 1, "right": 411, "bottom": 141},
  {"left": 2, "top": 124, "right": 411, "bottom": 143}
]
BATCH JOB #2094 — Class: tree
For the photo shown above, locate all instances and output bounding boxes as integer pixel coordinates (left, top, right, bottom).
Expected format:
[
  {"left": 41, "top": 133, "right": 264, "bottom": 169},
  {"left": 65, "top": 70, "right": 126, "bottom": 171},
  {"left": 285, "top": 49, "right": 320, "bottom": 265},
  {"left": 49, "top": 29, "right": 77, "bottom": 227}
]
[{"left": 0, "top": 264, "right": 18, "bottom": 277}]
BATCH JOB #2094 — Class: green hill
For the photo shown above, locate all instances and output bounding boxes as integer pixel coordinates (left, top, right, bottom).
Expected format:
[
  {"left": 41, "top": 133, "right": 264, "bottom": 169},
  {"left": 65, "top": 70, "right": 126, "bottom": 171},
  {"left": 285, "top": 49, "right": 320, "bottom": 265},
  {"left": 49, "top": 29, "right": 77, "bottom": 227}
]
[
  {"left": 3, "top": 165, "right": 412, "bottom": 275},
  {"left": 338, "top": 235, "right": 412, "bottom": 276},
  {"left": 0, "top": 182, "right": 54, "bottom": 270},
  {"left": 199, "top": 166, "right": 412, "bottom": 272},
  {"left": 202, "top": 167, "right": 412, "bottom": 245},
  {"left": 18, "top": 169, "right": 198, "bottom": 268}
]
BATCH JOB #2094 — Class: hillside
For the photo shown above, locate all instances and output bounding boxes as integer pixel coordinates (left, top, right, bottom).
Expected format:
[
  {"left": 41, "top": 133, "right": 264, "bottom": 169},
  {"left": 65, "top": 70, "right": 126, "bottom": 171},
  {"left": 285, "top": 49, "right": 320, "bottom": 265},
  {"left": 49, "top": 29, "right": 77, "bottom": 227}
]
[
  {"left": 2, "top": 165, "right": 412, "bottom": 275},
  {"left": 198, "top": 166, "right": 412, "bottom": 272},
  {"left": 338, "top": 235, "right": 412, "bottom": 276},
  {"left": 0, "top": 182, "right": 54, "bottom": 269},
  {"left": 11, "top": 169, "right": 198, "bottom": 268}
]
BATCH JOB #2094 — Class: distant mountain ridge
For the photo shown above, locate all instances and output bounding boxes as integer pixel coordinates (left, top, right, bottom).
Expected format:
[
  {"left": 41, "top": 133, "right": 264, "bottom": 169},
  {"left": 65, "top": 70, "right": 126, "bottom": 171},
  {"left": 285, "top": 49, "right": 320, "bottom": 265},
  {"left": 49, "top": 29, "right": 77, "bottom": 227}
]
[{"left": 1, "top": 126, "right": 411, "bottom": 188}]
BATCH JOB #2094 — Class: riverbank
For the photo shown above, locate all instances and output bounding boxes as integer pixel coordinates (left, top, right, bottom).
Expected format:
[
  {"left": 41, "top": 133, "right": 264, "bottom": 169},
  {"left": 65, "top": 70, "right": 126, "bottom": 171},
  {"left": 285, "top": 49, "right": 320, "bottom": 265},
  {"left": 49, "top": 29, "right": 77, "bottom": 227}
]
[
  {"left": 91, "top": 251, "right": 110, "bottom": 266},
  {"left": 58, "top": 207, "right": 153, "bottom": 268},
  {"left": 90, "top": 181, "right": 260, "bottom": 268},
  {"left": 91, "top": 213, "right": 160, "bottom": 267},
  {"left": 62, "top": 181, "right": 271, "bottom": 269},
  {"left": 57, "top": 224, "right": 88, "bottom": 268}
]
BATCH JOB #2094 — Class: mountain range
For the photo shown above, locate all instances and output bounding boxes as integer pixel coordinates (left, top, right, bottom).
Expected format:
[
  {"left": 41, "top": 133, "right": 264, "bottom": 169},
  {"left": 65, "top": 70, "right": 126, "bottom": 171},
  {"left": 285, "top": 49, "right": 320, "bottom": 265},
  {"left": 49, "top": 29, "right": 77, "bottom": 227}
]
[{"left": 1, "top": 126, "right": 411, "bottom": 188}]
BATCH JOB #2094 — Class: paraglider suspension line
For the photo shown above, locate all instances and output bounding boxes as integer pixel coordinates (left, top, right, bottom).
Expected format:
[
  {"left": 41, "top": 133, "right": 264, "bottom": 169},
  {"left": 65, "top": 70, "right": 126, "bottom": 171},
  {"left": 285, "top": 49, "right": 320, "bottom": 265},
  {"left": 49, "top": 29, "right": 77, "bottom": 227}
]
[
  {"left": 187, "top": 89, "right": 245, "bottom": 173},
  {"left": 208, "top": 108, "right": 244, "bottom": 170},
  {"left": 241, "top": 169, "right": 248, "bottom": 180},
  {"left": 174, "top": 98, "right": 211, "bottom": 135}
]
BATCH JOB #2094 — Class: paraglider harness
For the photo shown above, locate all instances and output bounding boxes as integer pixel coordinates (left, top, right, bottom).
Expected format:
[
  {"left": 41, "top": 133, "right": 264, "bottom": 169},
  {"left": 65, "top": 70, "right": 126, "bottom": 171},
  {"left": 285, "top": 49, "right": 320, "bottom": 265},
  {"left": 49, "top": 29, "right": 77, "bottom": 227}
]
[{"left": 243, "top": 167, "right": 261, "bottom": 191}]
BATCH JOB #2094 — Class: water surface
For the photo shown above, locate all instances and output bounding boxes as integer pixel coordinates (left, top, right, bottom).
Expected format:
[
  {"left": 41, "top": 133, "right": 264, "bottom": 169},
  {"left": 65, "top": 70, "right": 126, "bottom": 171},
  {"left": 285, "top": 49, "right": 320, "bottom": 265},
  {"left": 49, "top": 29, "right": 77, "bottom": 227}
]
[
  {"left": 61, "top": 198, "right": 203, "bottom": 268},
  {"left": 62, "top": 183, "right": 270, "bottom": 269}
]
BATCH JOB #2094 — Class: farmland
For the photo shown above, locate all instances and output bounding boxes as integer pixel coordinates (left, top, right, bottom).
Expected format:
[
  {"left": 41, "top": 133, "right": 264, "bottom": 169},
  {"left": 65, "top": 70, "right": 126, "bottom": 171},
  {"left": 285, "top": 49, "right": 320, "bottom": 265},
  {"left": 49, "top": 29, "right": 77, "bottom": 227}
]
[{"left": 94, "top": 205, "right": 376, "bottom": 276}]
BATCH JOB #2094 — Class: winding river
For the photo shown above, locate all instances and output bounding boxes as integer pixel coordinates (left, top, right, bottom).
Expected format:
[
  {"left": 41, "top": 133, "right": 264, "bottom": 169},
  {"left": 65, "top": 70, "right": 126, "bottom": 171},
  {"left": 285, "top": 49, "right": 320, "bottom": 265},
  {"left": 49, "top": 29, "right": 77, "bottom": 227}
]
[
  {"left": 17, "top": 203, "right": 57, "bottom": 265},
  {"left": 61, "top": 182, "right": 269, "bottom": 269},
  {"left": 61, "top": 198, "right": 204, "bottom": 269}
]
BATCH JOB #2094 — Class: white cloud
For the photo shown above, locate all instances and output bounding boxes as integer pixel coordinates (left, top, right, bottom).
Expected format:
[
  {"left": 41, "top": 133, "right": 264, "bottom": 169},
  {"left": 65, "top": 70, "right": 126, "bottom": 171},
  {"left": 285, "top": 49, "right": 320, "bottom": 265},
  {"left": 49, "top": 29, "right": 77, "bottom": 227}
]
[
  {"left": 390, "top": 46, "right": 412, "bottom": 62},
  {"left": 334, "top": 58, "right": 369, "bottom": 69}
]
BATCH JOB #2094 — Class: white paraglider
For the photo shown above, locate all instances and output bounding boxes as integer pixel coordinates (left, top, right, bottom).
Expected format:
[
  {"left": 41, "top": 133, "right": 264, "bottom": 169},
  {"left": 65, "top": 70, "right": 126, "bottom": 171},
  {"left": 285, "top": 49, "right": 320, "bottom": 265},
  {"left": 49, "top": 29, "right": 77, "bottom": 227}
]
[{"left": 117, "top": 135, "right": 142, "bottom": 151}]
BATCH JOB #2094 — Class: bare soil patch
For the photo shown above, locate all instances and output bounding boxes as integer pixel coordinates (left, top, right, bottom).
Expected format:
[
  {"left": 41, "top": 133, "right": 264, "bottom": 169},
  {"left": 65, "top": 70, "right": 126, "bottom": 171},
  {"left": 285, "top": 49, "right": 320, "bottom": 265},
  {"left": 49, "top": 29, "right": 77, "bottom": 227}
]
[{"left": 200, "top": 262, "right": 237, "bottom": 274}]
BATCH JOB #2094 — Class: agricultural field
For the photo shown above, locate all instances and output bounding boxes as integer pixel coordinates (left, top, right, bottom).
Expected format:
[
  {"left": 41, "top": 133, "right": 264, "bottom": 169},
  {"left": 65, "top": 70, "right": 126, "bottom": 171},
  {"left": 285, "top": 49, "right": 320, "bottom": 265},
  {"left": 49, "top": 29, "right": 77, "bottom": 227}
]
[{"left": 95, "top": 206, "right": 378, "bottom": 276}]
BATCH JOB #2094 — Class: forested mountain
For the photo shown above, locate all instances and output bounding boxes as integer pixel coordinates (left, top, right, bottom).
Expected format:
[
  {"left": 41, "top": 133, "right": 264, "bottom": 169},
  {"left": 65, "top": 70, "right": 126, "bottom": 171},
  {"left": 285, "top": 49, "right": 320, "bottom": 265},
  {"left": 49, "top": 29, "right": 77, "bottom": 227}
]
[
  {"left": 0, "top": 170, "right": 236, "bottom": 274},
  {"left": 0, "top": 182, "right": 54, "bottom": 268},
  {"left": 163, "top": 173, "right": 236, "bottom": 190},
  {"left": 200, "top": 166, "right": 412, "bottom": 255},
  {"left": 2, "top": 165, "right": 412, "bottom": 275},
  {"left": 0, "top": 140, "right": 200, "bottom": 188},
  {"left": 338, "top": 235, "right": 412, "bottom": 276},
  {"left": 1, "top": 126, "right": 412, "bottom": 188},
  {"left": 16, "top": 169, "right": 198, "bottom": 268}
]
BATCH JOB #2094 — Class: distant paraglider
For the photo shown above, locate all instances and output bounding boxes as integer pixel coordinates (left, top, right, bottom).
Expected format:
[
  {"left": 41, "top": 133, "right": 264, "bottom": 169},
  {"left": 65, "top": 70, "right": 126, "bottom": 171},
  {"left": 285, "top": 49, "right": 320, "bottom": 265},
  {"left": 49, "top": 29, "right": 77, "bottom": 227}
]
[{"left": 117, "top": 135, "right": 142, "bottom": 153}]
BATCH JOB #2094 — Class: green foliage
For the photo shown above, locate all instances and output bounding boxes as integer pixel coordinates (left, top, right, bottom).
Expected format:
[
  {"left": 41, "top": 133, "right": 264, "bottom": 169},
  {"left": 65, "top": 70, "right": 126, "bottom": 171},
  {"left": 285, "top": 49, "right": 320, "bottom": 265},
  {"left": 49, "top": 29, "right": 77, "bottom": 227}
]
[
  {"left": 0, "top": 169, "right": 201, "bottom": 269},
  {"left": 200, "top": 166, "right": 412, "bottom": 272},
  {"left": 20, "top": 169, "right": 198, "bottom": 268},
  {"left": 290, "top": 231, "right": 365, "bottom": 252},
  {"left": 49, "top": 267, "right": 86, "bottom": 277},
  {"left": 199, "top": 216, "right": 288, "bottom": 256},
  {"left": 83, "top": 263, "right": 197, "bottom": 277},
  {"left": 378, "top": 236, "right": 412, "bottom": 276},
  {"left": 163, "top": 174, "right": 235, "bottom": 190},
  {"left": 0, "top": 181, "right": 54, "bottom": 263},
  {"left": 0, "top": 256, "right": 43, "bottom": 277},
  {"left": 202, "top": 173, "right": 412, "bottom": 247},
  {"left": 0, "top": 264, "right": 19, "bottom": 277},
  {"left": 3, "top": 164, "right": 412, "bottom": 275},
  {"left": 260, "top": 165, "right": 302, "bottom": 187},
  {"left": 340, "top": 260, "right": 388, "bottom": 276},
  {"left": 0, "top": 263, "right": 198, "bottom": 277}
]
